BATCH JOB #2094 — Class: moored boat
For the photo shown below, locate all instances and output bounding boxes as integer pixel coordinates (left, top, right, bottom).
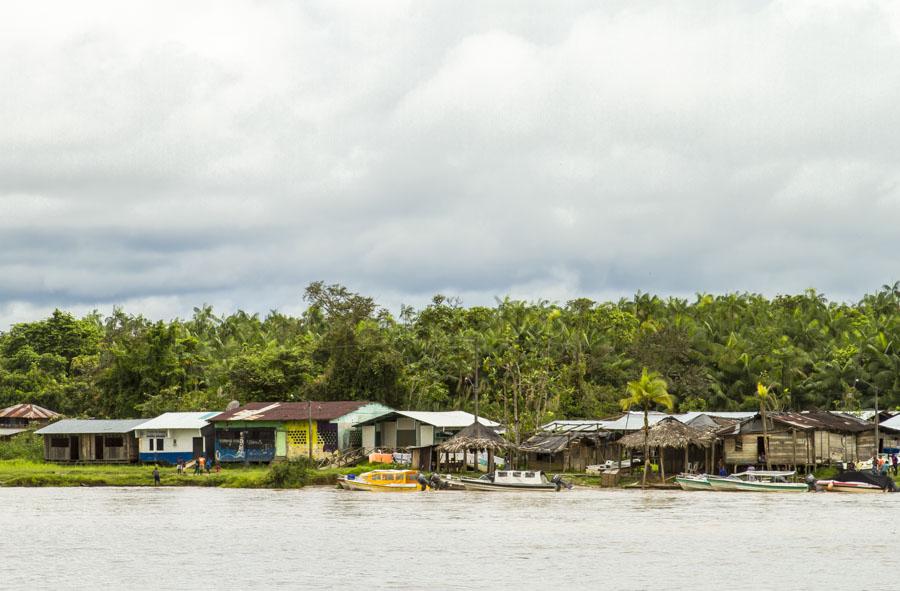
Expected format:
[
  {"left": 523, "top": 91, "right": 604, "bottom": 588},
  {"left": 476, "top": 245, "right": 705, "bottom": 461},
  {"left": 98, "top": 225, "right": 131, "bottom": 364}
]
[
  {"left": 707, "top": 474, "right": 743, "bottom": 491},
  {"left": 337, "top": 469, "right": 427, "bottom": 492},
  {"left": 675, "top": 473, "right": 712, "bottom": 491},
  {"left": 817, "top": 470, "right": 894, "bottom": 493},
  {"left": 708, "top": 470, "right": 805, "bottom": 492},
  {"left": 460, "top": 470, "right": 567, "bottom": 492}
]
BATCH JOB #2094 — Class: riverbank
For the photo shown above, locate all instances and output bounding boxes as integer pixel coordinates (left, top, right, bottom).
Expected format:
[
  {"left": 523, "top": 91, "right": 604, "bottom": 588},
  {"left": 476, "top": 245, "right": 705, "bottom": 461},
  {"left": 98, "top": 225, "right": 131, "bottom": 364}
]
[{"left": 0, "top": 459, "right": 393, "bottom": 488}]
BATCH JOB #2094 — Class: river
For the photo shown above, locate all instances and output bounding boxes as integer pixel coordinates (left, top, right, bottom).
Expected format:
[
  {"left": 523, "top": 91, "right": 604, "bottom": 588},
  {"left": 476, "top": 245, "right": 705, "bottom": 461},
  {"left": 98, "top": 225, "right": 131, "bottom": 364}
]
[{"left": 0, "top": 486, "right": 894, "bottom": 590}]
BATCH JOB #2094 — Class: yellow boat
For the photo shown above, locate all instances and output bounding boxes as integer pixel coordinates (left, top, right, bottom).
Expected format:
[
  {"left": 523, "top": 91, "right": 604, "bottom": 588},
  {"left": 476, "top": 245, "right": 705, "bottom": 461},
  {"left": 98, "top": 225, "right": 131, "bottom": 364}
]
[{"left": 337, "top": 469, "right": 427, "bottom": 492}]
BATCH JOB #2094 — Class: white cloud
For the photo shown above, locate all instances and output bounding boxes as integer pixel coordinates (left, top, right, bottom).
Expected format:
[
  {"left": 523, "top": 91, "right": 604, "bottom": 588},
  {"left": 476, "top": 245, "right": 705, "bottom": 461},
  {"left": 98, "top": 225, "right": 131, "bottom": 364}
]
[{"left": 1, "top": 0, "right": 899, "bottom": 328}]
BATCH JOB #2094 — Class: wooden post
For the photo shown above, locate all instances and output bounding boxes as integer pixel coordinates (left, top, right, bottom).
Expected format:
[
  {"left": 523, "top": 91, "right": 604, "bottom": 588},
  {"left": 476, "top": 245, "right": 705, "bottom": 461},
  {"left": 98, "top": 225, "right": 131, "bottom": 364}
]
[
  {"left": 792, "top": 429, "right": 797, "bottom": 472},
  {"left": 660, "top": 446, "right": 666, "bottom": 482},
  {"left": 488, "top": 448, "right": 494, "bottom": 473},
  {"left": 684, "top": 445, "right": 689, "bottom": 474}
]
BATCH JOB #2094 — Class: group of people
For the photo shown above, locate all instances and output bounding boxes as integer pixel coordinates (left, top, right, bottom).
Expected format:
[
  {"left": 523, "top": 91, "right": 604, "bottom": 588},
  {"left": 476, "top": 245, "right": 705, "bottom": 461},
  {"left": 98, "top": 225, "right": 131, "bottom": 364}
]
[
  {"left": 152, "top": 455, "right": 221, "bottom": 485},
  {"left": 871, "top": 452, "right": 898, "bottom": 476}
]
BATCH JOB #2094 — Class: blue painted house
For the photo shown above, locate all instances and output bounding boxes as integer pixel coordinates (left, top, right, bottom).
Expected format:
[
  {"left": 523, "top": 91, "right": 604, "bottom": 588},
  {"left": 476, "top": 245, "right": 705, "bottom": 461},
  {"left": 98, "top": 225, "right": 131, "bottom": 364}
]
[{"left": 134, "top": 411, "right": 220, "bottom": 464}]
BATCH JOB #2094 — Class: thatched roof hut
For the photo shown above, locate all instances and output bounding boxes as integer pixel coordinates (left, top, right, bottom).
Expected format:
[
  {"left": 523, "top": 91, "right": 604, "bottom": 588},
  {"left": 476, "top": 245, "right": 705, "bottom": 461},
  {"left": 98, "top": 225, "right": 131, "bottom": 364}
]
[
  {"left": 437, "top": 421, "right": 511, "bottom": 453},
  {"left": 436, "top": 421, "right": 511, "bottom": 473},
  {"left": 618, "top": 417, "right": 713, "bottom": 450}
]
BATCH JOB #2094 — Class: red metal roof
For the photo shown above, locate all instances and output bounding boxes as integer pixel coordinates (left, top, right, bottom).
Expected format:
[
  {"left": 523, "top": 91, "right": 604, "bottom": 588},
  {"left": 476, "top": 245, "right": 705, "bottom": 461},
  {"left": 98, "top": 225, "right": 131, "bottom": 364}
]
[
  {"left": 209, "top": 401, "right": 370, "bottom": 422},
  {"left": 0, "top": 403, "right": 61, "bottom": 420}
]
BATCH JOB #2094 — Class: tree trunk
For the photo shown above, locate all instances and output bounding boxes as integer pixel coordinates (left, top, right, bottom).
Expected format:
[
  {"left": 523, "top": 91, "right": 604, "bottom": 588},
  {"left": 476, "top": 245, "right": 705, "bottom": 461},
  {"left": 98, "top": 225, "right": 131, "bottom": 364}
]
[
  {"left": 761, "top": 403, "right": 771, "bottom": 471},
  {"left": 642, "top": 409, "right": 649, "bottom": 489}
]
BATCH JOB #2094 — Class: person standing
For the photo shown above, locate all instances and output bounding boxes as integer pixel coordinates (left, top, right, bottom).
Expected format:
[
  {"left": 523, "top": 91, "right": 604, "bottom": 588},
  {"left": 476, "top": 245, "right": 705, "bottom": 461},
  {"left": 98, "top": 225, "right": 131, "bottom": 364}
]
[
  {"left": 193, "top": 457, "right": 201, "bottom": 476},
  {"left": 891, "top": 453, "right": 898, "bottom": 476},
  {"left": 198, "top": 455, "right": 206, "bottom": 475},
  {"left": 152, "top": 466, "right": 160, "bottom": 486},
  {"left": 717, "top": 459, "right": 727, "bottom": 477}
]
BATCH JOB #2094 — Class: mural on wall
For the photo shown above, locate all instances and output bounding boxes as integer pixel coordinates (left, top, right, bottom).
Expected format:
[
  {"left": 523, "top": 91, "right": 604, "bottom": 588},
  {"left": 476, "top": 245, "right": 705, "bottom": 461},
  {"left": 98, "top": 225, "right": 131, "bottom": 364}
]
[{"left": 215, "top": 428, "right": 276, "bottom": 462}]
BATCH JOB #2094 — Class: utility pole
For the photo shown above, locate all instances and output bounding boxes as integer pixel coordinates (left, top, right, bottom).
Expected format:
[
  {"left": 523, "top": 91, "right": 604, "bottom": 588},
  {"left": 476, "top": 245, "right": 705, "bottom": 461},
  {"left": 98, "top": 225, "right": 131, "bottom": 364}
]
[
  {"left": 855, "top": 379, "right": 880, "bottom": 457},
  {"left": 308, "top": 399, "right": 313, "bottom": 460}
]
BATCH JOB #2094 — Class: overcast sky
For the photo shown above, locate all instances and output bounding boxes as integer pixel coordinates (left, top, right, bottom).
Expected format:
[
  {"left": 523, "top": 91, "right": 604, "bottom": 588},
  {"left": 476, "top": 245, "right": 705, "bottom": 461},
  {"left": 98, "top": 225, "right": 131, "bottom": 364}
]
[{"left": 2, "top": 1, "right": 899, "bottom": 327}]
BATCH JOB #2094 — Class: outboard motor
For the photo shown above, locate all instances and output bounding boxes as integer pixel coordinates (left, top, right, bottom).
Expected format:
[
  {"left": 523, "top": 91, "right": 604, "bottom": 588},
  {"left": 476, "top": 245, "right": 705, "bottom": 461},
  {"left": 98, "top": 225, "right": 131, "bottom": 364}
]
[
  {"left": 804, "top": 473, "right": 817, "bottom": 492},
  {"left": 416, "top": 473, "right": 430, "bottom": 491},
  {"left": 551, "top": 474, "right": 573, "bottom": 491},
  {"left": 428, "top": 473, "right": 445, "bottom": 490}
]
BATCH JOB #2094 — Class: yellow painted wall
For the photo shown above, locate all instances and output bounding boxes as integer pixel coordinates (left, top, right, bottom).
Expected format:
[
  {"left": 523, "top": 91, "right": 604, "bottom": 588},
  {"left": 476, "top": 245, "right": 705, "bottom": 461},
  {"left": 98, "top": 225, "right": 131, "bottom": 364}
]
[{"left": 284, "top": 421, "right": 327, "bottom": 459}]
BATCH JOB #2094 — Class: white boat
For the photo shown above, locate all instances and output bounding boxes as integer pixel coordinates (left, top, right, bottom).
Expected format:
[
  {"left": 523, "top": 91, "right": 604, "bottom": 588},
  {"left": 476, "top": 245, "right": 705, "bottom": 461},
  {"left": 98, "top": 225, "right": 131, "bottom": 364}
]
[
  {"left": 707, "top": 470, "right": 809, "bottom": 492},
  {"left": 708, "top": 470, "right": 806, "bottom": 493},
  {"left": 460, "top": 470, "right": 567, "bottom": 492},
  {"left": 675, "top": 473, "right": 712, "bottom": 491}
]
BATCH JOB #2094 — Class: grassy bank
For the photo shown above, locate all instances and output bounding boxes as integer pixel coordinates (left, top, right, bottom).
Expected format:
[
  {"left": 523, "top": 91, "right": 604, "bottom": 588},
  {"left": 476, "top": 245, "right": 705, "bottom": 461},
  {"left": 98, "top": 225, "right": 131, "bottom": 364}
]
[{"left": 0, "top": 459, "right": 394, "bottom": 488}]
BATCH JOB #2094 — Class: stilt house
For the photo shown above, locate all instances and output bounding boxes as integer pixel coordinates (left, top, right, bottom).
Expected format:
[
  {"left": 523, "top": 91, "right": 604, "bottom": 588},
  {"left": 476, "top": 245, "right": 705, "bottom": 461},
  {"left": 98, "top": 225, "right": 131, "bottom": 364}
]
[{"left": 34, "top": 419, "right": 145, "bottom": 463}]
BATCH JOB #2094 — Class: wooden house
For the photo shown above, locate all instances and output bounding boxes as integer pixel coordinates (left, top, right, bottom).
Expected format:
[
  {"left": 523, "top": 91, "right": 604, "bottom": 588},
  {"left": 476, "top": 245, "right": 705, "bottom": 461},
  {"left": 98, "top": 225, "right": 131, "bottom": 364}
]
[
  {"left": 134, "top": 412, "right": 220, "bottom": 464},
  {"left": 353, "top": 410, "right": 499, "bottom": 450},
  {"left": 719, "top": 411, "right": 874, "bottom": 470},
  {"left": 520, "top": 431, "right": 612, "bottom": 472},
  {"left": 209, "top": 401, "right": 386, "bottom": 463},
  {"left": 0, "top": 403, "right": 61, "bottom": 428},
  {"left": 34, "top": 419, "right": 145, "bottom": 463}
]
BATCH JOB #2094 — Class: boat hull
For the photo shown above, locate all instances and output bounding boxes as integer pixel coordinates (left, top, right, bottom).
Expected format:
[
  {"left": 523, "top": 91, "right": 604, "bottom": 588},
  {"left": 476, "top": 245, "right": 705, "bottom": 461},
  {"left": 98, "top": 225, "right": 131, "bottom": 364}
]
[
  {"left": 732, "top": 481, "right": 807, "bottom": 493},
  {"left": 707, "top": 476, "right": 742, "bottom": 491},
  {"left": 337, "top": 477, "right": 423, "bottom": 492},
  {"left": 675, "top": 476, "right": 711, "bottom": 491},
  {"left": 819, "top": 480, "right": 884, "bottom": 494},
  {"left": 460, "top": 479, "right": 558, "bottom": 492}
]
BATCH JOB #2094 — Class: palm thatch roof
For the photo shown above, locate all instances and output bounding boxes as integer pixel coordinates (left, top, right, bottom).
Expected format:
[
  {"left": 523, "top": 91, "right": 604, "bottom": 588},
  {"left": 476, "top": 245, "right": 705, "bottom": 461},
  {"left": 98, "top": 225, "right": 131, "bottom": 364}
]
[
  {"left": 437, "top": 421, "right": 513, "bottom": 453},
  {"left": 618, "top": 417, "right": 714, "bottom": 450}
]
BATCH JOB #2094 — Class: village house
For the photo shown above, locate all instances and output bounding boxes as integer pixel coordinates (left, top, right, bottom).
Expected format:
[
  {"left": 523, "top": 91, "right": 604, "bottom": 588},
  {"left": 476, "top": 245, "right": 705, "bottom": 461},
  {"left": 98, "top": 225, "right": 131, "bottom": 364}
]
[
  {"left": 133, "top": 412, "right": 220, "bottom": 464},
  {"left": 0, "top": 403, "right": 61, "bottom": 440},
  {"left": 34, "top": 419, "right": 145, "bottom": 463},
  {"left": 209, "top": 401, "right": 391, "bottom": 463},
  {"left": 354, "top": 410, "right": 499, "bottom": 450},
  {"left": 521, "top": 420, "right": 612, "bottom": 472},
  {"left": 718, "top": 410, "right": 875, "bottom": 470},
  {"left": 353, "top": 410, "right": 500, "bottom": 471}
]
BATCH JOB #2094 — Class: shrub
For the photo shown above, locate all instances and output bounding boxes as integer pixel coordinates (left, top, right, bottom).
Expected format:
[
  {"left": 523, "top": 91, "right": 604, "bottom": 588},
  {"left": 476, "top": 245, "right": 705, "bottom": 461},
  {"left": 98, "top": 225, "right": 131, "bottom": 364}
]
[
  {"left": 263, "top": 458, "right": 312, "bottom": 488},
  {"left": 0, "top": 432, "right": 44, "bottom": 461}
]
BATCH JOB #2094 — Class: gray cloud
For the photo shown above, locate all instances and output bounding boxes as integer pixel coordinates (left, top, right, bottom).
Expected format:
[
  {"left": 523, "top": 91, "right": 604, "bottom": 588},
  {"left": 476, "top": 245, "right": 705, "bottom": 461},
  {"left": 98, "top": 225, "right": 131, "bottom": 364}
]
[{"left": 2, "top": 1, "right": 900, "bottom": 327}]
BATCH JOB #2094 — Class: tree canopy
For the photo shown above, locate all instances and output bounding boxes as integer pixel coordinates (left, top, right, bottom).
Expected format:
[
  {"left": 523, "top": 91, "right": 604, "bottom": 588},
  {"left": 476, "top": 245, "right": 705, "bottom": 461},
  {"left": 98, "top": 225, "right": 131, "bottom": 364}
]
[{"left": 1, "top": 282, "right": 899, "bottom": 435}]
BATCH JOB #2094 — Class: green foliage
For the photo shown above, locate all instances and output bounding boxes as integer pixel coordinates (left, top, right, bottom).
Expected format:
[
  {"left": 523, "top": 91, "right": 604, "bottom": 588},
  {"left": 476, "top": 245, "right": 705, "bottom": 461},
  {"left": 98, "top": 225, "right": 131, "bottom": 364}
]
[
  {"left": 1, "top": 282, "right": 900, "bottom": 434},
  {"left": 0, "top": 432, "right": 44, "bottom": 461},
  {"left": 263, "top": 458, "right": 312, "bottom": 488}
]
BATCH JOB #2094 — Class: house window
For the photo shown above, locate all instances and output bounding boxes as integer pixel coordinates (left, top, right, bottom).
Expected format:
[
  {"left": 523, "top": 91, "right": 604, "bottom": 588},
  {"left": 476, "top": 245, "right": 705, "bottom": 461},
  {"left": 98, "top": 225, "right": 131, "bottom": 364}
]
[
  {"left": 106, "top": 437, "right": 124, "bottom": 447},
  {"left": 51, "top": 437, "right": 69, "bottom": 448},
  {"left": 734, "top": 438, "right": 743, "bottom": 451},
  {"left": 156, "top": 438, "right": 164, "bottom": 451},
  {"left": 149, "top": 439, "right": 154, "bottom": 451}
]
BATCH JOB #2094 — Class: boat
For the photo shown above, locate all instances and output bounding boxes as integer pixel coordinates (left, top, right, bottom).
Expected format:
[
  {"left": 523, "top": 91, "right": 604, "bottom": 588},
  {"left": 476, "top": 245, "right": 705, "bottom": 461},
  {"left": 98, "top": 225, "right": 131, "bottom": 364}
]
[
  {"left": 460, "top": 470, "right": 568, "bottom": 492},
  {"left": 675, "top": 473, "right": 712, "bottom": 491},
  {"left": 337, "top": 469, "right": 427, "bottom": 492},
  {"left": 707, "top": 474, "right": 744, "bottom": 491},
  {"left": 817, "top": 470, "right": 894, "bottom": 494},
  {"left": 708, "top": 470, "right": 806, "bottom": 492}
]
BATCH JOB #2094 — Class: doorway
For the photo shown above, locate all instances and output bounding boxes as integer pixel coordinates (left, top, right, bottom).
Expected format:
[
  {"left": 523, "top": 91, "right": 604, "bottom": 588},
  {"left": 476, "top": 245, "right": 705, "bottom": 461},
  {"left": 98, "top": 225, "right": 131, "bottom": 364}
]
[
  {"left": 192, "top": 437, "right": 204, "bottom": 458},
  {"left": 756, "top": 436, "right": 766, "bottom": 462},
  {"left": 69, "top": 436, "right": 80, "bottom": 461},
  {"left": 95, "top": 435, "right": 104, "bottom": 460}
]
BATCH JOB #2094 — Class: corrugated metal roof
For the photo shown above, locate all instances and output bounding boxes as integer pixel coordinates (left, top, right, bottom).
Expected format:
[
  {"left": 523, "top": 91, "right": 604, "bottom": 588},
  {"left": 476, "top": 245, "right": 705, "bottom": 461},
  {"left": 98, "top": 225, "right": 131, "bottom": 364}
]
[
  {"left": 0, "top": 403, "right": 61, "bottom": 420},
  {"left": 134, "top": 412, "right": 220, "bottom": 431},
  {"left": 354, "top": 410, "right": 499, "bottom": 428},
  {"left": 0, "top": 427, "right": 30, "bottom": 438},
  {"left": 540, "top": 420, "right": 608, "bottom": 433},
  {"left": 35, "top": 419, "right": 147, "bottom": 435},
  {"left": 209, "top": 401, "right": 369, "bottom": 422},
  {"left": 599, "top": 411, "right": 670, "bottom": 432}
]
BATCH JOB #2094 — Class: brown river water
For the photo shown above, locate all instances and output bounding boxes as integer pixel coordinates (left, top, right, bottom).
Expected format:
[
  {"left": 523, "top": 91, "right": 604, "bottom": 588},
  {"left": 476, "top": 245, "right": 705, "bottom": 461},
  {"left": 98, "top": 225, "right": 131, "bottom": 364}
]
[{"left": 0, "top": 486, "right": 895, "bottom": 590}]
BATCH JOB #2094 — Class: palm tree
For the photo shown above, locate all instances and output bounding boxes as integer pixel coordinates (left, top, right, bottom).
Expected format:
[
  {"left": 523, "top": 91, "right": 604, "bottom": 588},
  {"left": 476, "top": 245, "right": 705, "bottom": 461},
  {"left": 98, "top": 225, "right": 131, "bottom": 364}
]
[
  {"left": 620, "top": 368, "right": 675, "bottom": 488},
  {"left": 756, "top": 382, "right": 774, "bottom": 471}
]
